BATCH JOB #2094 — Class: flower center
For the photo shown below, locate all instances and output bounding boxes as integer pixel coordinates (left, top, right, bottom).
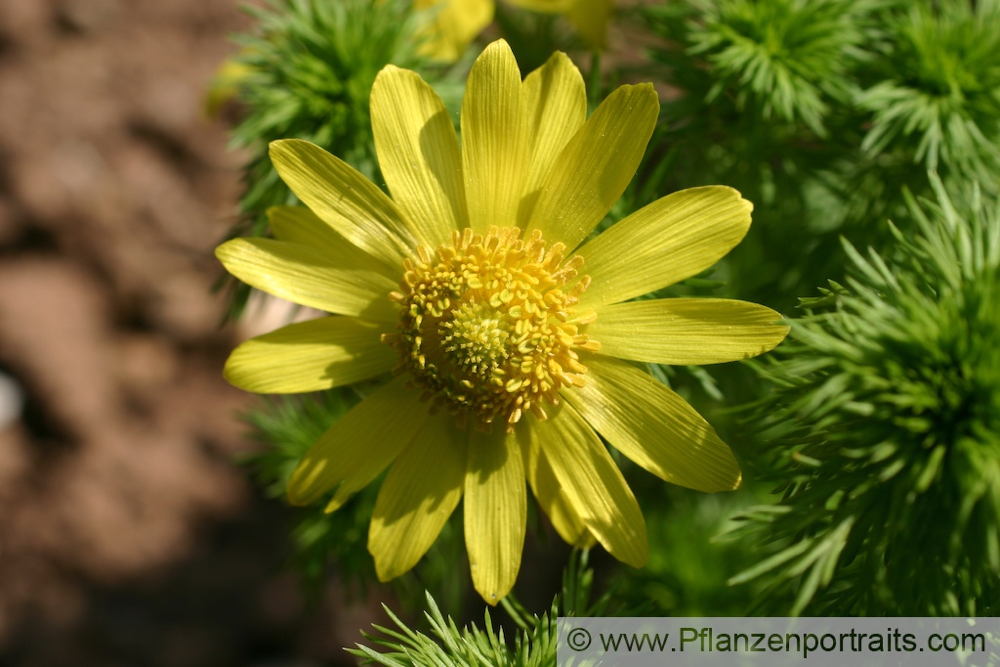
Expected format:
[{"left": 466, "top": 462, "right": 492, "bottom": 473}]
[{"left": 383, "top": 227, "right": 600, "bottom": 432}]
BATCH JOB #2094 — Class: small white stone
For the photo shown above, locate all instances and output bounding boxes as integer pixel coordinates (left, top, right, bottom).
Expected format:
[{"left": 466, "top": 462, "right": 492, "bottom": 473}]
[{"left": 0, "top": 371, "right": 25, "bottom": 432}]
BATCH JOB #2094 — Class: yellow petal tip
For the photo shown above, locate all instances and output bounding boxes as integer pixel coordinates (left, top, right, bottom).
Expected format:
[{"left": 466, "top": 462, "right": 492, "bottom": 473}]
[
  {"left": 372, "top": 64, "right": 406, "bottom": 87},
  {"left": 285, "top": 458, "right": 333, "bottom": 508},
  {"left": 213, "top": 239, "right": 246, "bottom": 272},
  {"left": 324, "top": 495, "right": 347, "bottom": 514},
  {"left": 268, "top": 137, "right": 293, "bottom": 152},
  {"left": 371, "top": 557, "right": 397, "bottom": 583},
  {"left": 268, "top": 137, "right": 311, "bottom": 161},
  {"left": 285, "top": 487, "right": 311, "bottom": 508},
  {"left": 476, "top": 587, "right": 507, "bottom": 606},
  {"left": 220, "top": 355, "right": 242, "bottom": 388},
  {"left": 214, "top": 238, "right": 235, "bottom": 258},
  {"left": 628, "top": 551, "right": 650, "bottom": 570}
]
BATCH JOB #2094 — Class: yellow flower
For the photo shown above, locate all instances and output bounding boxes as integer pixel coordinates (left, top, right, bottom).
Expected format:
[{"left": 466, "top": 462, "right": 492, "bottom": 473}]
[
  {"left": 416, "top": 0, "right": 493, "bottom": 63},
  {"left": 216, "top": 40, "right": 789, "bottom": 603},
  {"left": 203, "top": 58, "right": 255, "bottom": 117},
  {"left": 418, "top": 0, "right": 611, "bottom": 62},
  {"left": 510, "top": 0, "right": 613, "bottom": 49}
]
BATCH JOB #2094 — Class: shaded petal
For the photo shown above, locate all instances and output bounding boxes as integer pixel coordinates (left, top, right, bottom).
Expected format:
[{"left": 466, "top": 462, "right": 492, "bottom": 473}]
[
  {"left": 465, "top": 428, "right": 526, "bottom": 604},
  {"left": 461, "top": 40, "right": 528, "bottom": 233},
  {"left": 577, "top": 186, "right": 752, "bottom": 308},
  {"left": 518, "top": 429, "right": 595, "bottom": 548},
  {"left": 268, "top": 205, "right": 397, "bottom": 279},
  {"left": 520, "top": 403, "right": 648, "bottom": 567},
  {"left": 517, "top": 51, "right": 587, "bottom": 226},
  {"left": 216, "top": 238, "right": 399, "bottom": 321},
  {"left": 509, "top": 0, "right": 572, "bottom": 10},
  {"left": 368, "top": 412, "right": 466, "bottom": 581},
  {"left": 587, "top": 298, "right": 789, "bottom": 365},
  {"left": 415, "top": 0, "right": 493, "bottom": 63},
  {"left": 525, "top": 83, "right": 658, "bottom": 251},
  {"left": 224, "top": 317, "right": 396, "bottom": 394},
  {"left": 371, "top": 66, "right": 468, "bottom": 247},
  {"left": 285, "top": 376, "right": 429, "bottom": 506},
  {"left": 566, "top": 0, "right": 613, "bottom": 49},
  {"left": 269, "top": 139, "right": 415, "bottom": 268},
  {"left": 562, "top": 354, "right": 742, "bottom": 492}
]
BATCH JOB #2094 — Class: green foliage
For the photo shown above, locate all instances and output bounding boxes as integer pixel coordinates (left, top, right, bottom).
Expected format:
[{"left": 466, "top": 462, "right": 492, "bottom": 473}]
[
  {"left": 642, "top": 0, "right": 1000, "bottom": 310},
  {"left": 858, "top": 0, "right": 1000, "bottom": 182},
  {"left": 241, "top": 389, "right": 378, "bottom": 588},
  {"left": 644, "top": 0, "right": 881, "bottom": 188},
  {"left": 727, "top": 176, "right": 1000, "bottom": 615},
  {"left": 218, "top": 0, "right": 460, "bottom": 319},
  {"left": 684, "top": 0, "right": 873, "bottom": 135},
  {"left": 609, "top": 485, "right": 761, "bottom": 616},
  {"left": 241, "top": 388, "right": 469, "bottom": 607},
  {"left": 242, "top": 389, "right": 356, "bottom": 498},
  {"left": 349, "top": 550, "right": 607, "bottom": 667},
  {"left": 643, "top": 0, "right": 879, "bottom": 308}
]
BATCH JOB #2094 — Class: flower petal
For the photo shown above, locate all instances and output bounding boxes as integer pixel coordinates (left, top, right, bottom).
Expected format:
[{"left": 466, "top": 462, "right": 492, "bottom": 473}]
[
  {"left": 566, "top": 0, "right": 613, "bottom": 49},
  {"left": 465, "top": 428, "right": 526, "bottom": 604},
  {"left": 371, "top": 66, "right": 468, "bottom": 247},
  {"left": 461, "top": 40, "right": 528, "bottom": 233},
  {"left": 224, "top": 317, "right": 396, "bottom": 394},
  {"left": 267, "top": 205, "right": 396, "bottom": 279},
  {"left": 525, "top": 83, "right": 658, "bottom": 251},
  {"left": 285, "top": 376, "right": 429, "bottom": 507},
  {"left": 587, "top": 298, "right": 789, "bottom": 365},
  {"left": 518, "top": 430, "right": 595, "bottom": 548},
  {"left": 368, "top": 412, "right": 466, "bottom": 581},
  {"left": 269, "top": 139, "right": 415, "bottom": 268},
  {"left": 517, "top": 51, "right": 587, "bottom": 226},
  {"left": 216, "top": 238, "right": 399, "bottom": 321},
  {"left": 415, "top": 0, "right": 493, "bottom": 63},
  {"left": 520, "top": 403, "right": 648, "bottom": 567},
  {"left": 508, "top": 0, "right": 573, "bottom": 11},
  {"left": 576, "top": 186, "right": 752, "bottom": 308},
  {"left": 562, "top": 354, "right": 742, "bottom": 492}
]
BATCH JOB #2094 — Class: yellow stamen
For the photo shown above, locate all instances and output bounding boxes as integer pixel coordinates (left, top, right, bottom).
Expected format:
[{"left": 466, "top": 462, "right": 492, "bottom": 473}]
[{"left": 385, "top": 227, "right": 598, "bottom": 432}]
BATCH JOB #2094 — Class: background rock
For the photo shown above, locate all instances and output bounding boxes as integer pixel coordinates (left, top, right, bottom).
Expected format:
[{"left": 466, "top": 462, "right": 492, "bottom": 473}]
[{"left": 0, "top": 2, "right": 386, "bottom": 664}]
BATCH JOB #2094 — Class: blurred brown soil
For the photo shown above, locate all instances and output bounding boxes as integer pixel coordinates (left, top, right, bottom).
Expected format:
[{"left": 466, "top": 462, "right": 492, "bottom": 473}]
[{"left": 0, "top": 1, "right": 386, "bottom": 665}]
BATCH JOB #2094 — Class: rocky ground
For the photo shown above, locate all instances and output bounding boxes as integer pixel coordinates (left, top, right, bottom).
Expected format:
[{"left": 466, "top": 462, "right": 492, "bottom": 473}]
[{"left": 0, "top": 1, "right": 387, "bottom": 664}]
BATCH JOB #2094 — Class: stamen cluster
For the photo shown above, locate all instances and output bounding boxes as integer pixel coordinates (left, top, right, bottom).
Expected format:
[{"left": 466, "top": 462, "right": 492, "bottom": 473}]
[{"left": 384, "top": 227, "right": 600, "bottom": 432}]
